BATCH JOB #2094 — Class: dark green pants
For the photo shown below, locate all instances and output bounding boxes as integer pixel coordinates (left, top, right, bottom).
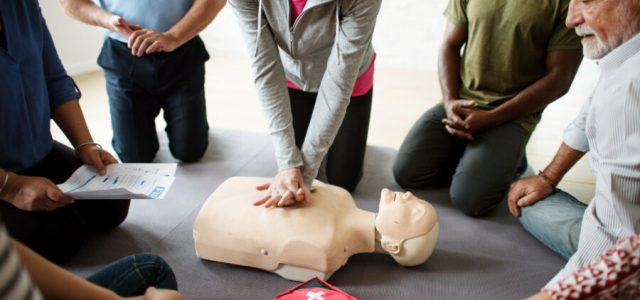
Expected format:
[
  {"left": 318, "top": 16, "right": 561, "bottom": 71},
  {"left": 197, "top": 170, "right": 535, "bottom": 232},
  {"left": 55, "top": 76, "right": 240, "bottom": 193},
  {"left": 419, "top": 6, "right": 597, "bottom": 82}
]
[
  {"left": 393, "top": 104, "right": 531, "bottom": 216},
  {"left": 289, "top": 88, "right": 373, "bottom": 193}
]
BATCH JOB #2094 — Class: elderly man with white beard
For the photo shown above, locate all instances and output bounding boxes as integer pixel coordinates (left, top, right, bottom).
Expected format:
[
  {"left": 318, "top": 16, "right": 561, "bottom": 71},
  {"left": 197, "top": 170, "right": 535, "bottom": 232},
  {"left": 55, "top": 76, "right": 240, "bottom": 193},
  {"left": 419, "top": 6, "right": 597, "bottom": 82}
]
[{"left": 507, "top": 0, "right": 640, "bottom": 295}]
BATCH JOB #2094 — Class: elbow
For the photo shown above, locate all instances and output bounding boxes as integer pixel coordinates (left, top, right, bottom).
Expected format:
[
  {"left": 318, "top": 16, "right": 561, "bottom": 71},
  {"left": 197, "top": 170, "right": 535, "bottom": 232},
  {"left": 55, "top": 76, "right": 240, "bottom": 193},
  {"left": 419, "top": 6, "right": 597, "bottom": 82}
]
[
  {"left": 438, "top": 42, "right": 464, "bottom": 69},
  {"left": 439, "top": 42, "right": 462, "bottom": 57},
  {"left": 57, "top": 0, "right": 77, "bottom": 17},
  {"left": 203, "top": 0, "right": 227, "bottom": 21},
  {"left": 548, "top": 69, "right": 578, "bottom": 99},
  {"left": 210, "top": 0, "right": 228, "bottom": 12},
  {"left": 217, "top": 0, "right": 228, "bottom": 15},
  {"left": 556, "top": 73, "right": 577, "bottom": 98}
]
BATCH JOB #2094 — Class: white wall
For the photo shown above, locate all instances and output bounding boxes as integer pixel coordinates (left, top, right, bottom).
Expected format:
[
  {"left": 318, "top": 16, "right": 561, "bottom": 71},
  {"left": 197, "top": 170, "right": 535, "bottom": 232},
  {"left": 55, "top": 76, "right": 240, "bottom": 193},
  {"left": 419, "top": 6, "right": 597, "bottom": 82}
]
[
  {"left": 41, "top": 0, "right": 598, "bottom": 85},
  {"left": 199, "top": 0, "right": 449, "bottom": 70},
  {"left": 41, "top": 0, "right": 449, "bottom": 74},
  {"left": 39, "top": 1, "right": 104, "bottom": 75}
]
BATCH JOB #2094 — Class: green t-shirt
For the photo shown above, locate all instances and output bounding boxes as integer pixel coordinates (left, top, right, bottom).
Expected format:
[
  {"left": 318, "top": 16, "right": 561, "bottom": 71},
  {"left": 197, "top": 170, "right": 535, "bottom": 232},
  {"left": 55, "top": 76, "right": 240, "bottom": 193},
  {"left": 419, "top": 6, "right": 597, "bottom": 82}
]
[{"left": 444, "top": 0, "right": 581, "bottom": 132}]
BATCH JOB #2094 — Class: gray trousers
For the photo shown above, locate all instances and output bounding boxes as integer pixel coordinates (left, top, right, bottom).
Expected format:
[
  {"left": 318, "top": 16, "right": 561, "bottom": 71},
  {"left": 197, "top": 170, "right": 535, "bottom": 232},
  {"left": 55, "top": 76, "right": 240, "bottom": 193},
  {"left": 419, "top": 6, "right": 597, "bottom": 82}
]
[{"left": 393, "top": 104, "right": 531, "bottom": 216}]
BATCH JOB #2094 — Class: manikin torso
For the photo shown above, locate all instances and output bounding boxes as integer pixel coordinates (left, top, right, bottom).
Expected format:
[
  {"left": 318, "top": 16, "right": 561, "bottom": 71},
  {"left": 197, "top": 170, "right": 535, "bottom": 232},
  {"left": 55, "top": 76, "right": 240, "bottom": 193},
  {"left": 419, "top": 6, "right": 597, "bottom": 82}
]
[{"left": 194, "top": 177, "right": 438, "bottom": 281}]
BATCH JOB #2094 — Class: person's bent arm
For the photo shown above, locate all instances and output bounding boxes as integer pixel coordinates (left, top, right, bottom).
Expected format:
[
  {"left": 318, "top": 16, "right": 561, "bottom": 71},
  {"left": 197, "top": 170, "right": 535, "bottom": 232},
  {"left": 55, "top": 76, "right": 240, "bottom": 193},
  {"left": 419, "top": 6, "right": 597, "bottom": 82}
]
[
  {"left": 52, "top": 100, "right": 118, "bottom": 176},
  {"left": 508, "top": 85, "right": 591, "bottom": 217},
  {"left": 508, "top": 142, "right": 585, "bottom": 217},
  {"left": 13, "top": 239, "right": 121, "bottom": 300},
  {"left": 298, "top": 0, "right": 382, "bottom": 186},
  {"left": 488, "top": 50, "right": 583, "bottom": 126},
  {"left": 12, "top": 239, "right": 183, "bottom": 300},
  {"left": 446, "top": 50, "right": 583, "bottom": 140},
  {"left": 439, "top": 21, "right": 477, "bottom": 140},
  {"left": 228, "top": 0, "right": 307, "bottom": 206},
  {"left": 439, "top": 22, "right": 466, "bottom": 104},
  {"left": 58, "top": 0, "right": 140, "bottom": 39}
]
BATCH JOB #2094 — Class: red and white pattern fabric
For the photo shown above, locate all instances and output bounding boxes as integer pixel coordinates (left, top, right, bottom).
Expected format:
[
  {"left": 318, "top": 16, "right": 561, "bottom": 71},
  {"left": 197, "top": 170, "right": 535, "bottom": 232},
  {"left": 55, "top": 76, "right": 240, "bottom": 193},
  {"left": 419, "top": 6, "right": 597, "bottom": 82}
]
[
  {"left": 276, "top": 277, "right": 357, "bottom": 300},
  {"left": 543, "top": 233, "right": 640, "bottom": 299}
]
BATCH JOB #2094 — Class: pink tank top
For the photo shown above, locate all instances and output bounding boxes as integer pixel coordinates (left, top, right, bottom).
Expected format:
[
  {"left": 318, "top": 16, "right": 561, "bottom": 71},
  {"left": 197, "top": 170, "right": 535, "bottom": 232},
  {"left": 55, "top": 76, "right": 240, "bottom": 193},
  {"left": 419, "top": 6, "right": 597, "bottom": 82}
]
[{"left": 286, "top": 0, "right": 375, "bottom": 97}]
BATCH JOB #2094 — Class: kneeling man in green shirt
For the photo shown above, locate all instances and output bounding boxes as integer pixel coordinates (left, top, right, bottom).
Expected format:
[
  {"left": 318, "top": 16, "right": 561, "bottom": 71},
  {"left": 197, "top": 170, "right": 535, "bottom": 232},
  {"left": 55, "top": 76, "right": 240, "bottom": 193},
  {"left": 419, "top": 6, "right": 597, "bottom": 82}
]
[{"left": 393, "top": 0, "right": 583, "bottom": 216}]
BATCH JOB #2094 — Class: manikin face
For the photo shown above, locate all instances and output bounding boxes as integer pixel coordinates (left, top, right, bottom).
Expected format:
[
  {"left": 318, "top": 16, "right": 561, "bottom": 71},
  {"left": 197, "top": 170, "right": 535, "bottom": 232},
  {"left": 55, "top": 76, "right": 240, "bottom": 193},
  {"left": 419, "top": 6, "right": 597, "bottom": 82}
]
[
  {"left": 375, "top": 189, "right": 436, "bottom": 254},
  {"left": 566, "top": 0, "right": 640, "bottom": 59}
]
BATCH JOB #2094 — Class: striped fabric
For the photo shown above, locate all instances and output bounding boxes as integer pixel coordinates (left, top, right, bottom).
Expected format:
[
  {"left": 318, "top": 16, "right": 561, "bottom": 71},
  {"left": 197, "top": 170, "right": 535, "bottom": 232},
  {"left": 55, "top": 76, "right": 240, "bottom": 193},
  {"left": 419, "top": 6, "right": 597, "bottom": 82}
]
[
  {"left": 0, "top": 222, "right": 42, "bottom": 300},
  {"left": 550, "top": 33, "right": 640, "bottom": 286}
]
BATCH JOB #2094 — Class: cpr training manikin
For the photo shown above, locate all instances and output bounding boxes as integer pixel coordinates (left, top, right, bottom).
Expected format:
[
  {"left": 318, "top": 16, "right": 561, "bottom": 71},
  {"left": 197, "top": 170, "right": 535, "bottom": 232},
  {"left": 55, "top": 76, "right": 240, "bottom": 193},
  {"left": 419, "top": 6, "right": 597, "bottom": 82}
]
[{"left": 193, "top": 177, "right": 439, "bottom": 281}]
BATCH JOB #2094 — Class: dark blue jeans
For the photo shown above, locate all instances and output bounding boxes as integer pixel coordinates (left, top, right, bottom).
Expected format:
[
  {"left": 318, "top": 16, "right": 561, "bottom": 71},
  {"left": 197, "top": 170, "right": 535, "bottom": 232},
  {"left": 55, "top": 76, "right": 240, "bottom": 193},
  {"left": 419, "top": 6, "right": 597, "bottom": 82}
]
[
  {"left": 98, "top": 37, "right": 210, "bottom": 163},
  {"left": 87, "top": 253, "right": 177, "bottom": 297}
]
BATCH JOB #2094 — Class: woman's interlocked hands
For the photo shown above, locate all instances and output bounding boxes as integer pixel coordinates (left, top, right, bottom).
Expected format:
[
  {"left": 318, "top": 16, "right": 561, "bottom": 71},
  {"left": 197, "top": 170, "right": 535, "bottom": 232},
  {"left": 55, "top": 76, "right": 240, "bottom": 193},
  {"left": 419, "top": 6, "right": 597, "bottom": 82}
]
[{"left": 253, "top": 167, "right": 310, "bottom": 208}]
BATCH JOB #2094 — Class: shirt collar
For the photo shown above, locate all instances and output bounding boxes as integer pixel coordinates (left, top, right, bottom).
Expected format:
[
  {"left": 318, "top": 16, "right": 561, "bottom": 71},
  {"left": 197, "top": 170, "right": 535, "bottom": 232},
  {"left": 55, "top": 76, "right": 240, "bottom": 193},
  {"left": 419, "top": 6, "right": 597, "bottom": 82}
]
[{"left": 598, "top": 33, "right": 640, "bottom": 73}]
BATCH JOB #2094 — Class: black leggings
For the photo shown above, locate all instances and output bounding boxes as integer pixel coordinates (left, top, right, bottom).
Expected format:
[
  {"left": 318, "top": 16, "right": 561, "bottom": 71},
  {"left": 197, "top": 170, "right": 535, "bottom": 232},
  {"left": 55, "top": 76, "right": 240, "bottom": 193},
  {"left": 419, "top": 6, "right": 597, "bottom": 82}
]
[
  {"left": 0, "top": 142, "right": 130, "bottom": 263},
  {"left": 289, "top": 88, "right": 373, "bottom": 192}
]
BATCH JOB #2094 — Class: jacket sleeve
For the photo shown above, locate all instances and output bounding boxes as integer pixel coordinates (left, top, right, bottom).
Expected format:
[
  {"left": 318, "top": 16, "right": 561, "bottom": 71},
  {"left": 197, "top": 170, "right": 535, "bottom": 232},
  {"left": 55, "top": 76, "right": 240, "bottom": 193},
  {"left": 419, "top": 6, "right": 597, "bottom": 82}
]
[
  {"left": 228, "top": 0, "right": 303, "bottom": 173},
  {"left": 38, "top": 3, "right": 81, "bottom": 111},
  {"left": 299, "top": 0, "right": 382, "bottom": 186}
]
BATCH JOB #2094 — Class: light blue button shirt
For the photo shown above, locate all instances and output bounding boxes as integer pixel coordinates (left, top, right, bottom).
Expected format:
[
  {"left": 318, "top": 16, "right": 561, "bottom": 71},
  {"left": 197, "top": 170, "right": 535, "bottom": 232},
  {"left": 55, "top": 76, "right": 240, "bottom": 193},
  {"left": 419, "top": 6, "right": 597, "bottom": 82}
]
[
  {"left": 548, "top": 33, "right": 640, "bottom": 287},
  {"left": 97, "top": 0, "right": 192, "bottom": 43}
]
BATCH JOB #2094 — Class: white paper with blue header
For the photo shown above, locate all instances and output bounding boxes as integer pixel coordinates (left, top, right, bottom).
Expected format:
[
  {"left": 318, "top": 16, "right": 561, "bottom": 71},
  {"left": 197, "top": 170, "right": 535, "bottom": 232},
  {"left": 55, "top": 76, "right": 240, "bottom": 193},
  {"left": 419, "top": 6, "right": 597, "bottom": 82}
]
[{"left": 58, "top": 163, "right": 177, "bottom": 199}]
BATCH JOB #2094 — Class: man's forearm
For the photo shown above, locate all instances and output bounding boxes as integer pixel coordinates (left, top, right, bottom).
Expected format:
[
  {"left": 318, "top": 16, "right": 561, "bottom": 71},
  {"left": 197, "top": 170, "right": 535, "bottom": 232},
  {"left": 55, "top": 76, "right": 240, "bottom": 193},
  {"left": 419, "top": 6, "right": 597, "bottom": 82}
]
[
  {"left": 58, "top": 0, "right": 113, "bottom": 30},
  {"left": 491, "top": 50, "right": 582, "bottom": 124},
  {"left": 438, "top": 23, "right": 466, "bottom": 102},
  {"left": 542, "top": 142, "right": 585, "bottom": 186},
  {"left": 166, "top": 0, "right": 226, "bottom": 46},
  {"left": 438, "top": 45, "right": 462, "bottom": 102}
]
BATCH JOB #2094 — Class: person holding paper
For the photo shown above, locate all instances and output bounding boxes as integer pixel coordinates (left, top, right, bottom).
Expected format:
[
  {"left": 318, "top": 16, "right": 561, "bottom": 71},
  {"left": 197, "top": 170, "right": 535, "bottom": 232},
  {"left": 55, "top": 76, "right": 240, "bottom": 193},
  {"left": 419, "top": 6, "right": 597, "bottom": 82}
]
[{"left": 0, "top": 0, "right": 129, "bottom": 263}]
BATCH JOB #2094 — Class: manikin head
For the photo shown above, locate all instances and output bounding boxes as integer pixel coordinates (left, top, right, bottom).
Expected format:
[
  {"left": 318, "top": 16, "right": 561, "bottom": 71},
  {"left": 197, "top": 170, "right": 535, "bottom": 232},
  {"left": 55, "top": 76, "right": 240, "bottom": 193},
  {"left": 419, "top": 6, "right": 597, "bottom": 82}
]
[
  {"left": 375, "top": 189, "right": 439, "bottom": 266},
  {"left": 566, "top": 0, "right": 640, "bottom": 59}
]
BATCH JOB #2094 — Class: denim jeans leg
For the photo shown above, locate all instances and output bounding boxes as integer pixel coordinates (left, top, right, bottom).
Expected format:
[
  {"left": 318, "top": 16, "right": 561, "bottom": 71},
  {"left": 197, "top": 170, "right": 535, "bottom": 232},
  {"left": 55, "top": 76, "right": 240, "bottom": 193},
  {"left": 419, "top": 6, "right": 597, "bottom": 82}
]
[
  {"left": 86, "top": 253, "right": 178, "bottom": 297},
  {"left": 99, "top": 38, "right": 161, "bottom": 163},
  {"left": 161, "top": 64, "right": 209, "bottom": 163},
  {"left": 519, "top": 189, "right": 587, "bottom": 260}
]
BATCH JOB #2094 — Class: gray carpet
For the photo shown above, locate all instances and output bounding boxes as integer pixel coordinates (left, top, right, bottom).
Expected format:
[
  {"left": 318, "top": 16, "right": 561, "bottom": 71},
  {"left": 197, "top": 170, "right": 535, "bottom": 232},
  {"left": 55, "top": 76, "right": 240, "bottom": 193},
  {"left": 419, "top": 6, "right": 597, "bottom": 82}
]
[{"left": 65, "top": 129, "right": 565, "bottom": 299}]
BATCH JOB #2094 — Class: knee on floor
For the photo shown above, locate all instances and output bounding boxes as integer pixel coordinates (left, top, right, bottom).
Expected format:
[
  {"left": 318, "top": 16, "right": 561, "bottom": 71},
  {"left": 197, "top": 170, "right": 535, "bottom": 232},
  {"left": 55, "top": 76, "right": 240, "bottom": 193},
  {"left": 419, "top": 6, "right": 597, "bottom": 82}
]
[
  {"left": 170, "top": 140, "right": 208, "bottom": 163},
  {"left": 450, "top": 188, "right": 502, "bottom": 217},
  {"left": 392, "top": 162, "right": 441, "bottom": 189}
]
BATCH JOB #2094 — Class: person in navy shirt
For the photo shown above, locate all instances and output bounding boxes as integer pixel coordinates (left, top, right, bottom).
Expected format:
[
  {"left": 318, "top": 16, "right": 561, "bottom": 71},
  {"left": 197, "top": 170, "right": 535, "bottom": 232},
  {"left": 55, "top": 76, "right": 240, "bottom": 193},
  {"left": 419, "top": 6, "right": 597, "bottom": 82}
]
[{"left": 0, "top": 0, "right": 129, "bottom": 263}]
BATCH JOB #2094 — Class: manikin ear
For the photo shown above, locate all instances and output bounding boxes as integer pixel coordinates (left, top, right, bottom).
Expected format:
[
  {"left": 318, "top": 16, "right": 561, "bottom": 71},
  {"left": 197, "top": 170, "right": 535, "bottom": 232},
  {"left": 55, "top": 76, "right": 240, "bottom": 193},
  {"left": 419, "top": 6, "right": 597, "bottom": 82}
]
[{"left": 381, "top": 239, "right": 401, "bottom": 254}]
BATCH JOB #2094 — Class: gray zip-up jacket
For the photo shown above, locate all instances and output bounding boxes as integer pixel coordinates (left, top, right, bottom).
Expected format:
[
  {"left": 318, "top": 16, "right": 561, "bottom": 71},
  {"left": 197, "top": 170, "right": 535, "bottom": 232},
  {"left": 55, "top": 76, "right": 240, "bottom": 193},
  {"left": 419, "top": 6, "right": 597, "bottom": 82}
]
[{"left": 228, "top": 0, "right": 382, "bottom": 186}]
